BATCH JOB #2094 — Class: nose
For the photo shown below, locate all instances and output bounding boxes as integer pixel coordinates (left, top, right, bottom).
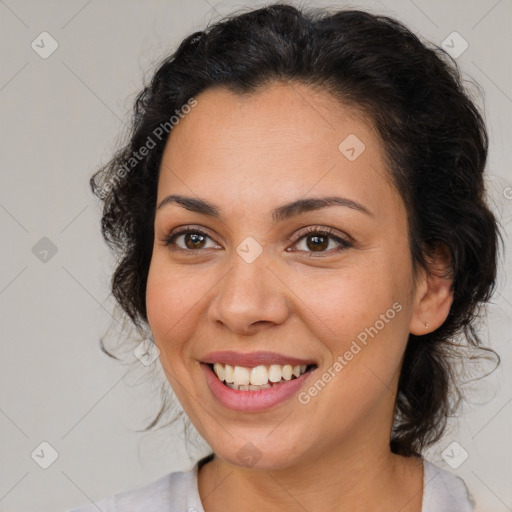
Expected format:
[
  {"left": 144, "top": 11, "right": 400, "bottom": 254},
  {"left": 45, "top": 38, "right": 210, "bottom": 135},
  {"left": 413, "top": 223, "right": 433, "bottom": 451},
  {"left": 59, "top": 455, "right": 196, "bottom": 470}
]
[{"left": 207, "top": 251, "right": 291, "bottom": 335}]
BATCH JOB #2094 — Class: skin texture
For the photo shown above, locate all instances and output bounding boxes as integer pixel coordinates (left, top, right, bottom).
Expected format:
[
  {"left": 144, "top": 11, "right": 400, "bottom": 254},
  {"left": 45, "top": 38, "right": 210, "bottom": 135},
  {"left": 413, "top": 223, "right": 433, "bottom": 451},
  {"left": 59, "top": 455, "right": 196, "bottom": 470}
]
[{"left": 145, "top": 81, "right": 453, "bottom": 512}]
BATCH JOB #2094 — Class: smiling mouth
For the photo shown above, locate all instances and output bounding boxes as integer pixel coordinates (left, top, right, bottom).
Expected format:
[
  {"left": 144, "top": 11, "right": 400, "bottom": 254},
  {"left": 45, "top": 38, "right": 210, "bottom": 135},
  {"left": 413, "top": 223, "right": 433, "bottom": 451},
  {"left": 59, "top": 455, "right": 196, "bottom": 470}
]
[{"left": 208, "top": 362, "right": 318, "bottom": 391}]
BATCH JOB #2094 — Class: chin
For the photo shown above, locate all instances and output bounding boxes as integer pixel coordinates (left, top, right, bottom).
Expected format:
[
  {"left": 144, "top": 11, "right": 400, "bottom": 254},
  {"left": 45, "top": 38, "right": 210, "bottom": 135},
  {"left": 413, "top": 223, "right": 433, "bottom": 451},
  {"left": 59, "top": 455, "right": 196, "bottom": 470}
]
[{"left": 210, "top": 435, "right": 305, "bottom": 471}]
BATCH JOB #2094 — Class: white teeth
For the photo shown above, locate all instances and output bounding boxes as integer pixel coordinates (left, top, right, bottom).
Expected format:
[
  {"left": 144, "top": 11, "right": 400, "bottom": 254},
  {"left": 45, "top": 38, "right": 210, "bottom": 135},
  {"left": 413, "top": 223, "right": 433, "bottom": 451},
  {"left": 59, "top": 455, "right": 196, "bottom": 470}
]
[
  {"left": 268, "top": 364, "right": 283, "bottom": 383},
  {"left": 224, "top": 364, "right": 234, "bottom": 383},
  {"left": 249, "top": 384, "right": 271, "bottom": 390},
  {"left": 249, "top": 365, "right": 268, "bottom": 385},
  {"left": 212, "top": 362, "right": 311, "bottom": 388},
  {"left": 232, "top": 366, "right": 250, "bottom": 385},
  {"left": 213, "top": 363, "right": 225, "bottom": 382},
  {"left": 282, "top": 364, "right": 293, "bottom": 380}
]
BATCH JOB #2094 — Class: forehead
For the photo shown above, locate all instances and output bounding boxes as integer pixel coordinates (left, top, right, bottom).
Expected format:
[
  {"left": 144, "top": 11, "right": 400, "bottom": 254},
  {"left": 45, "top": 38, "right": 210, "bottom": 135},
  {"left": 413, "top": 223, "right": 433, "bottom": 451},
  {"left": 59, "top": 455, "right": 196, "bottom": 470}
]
[
  {"left": 157, "top": 82, "right": 402, "bottom": 220},
  {"left": 166, "top": 81, "right": 370, "bottom": 154}
]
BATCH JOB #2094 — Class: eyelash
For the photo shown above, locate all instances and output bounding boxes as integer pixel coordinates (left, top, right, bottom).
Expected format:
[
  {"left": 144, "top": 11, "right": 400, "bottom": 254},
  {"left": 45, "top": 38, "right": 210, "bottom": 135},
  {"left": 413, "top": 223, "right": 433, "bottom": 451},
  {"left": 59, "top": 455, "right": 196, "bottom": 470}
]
[{"left": 160, "top": 225, "right": 353, "bottom": 257}]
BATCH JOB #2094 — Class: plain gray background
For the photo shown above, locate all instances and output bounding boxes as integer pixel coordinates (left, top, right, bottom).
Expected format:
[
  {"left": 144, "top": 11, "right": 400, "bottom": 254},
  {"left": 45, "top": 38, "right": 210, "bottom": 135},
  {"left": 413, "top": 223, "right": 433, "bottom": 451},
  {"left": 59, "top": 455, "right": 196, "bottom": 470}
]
[{"left": 0, "top": 0, "right": 511, "bottom": 511}]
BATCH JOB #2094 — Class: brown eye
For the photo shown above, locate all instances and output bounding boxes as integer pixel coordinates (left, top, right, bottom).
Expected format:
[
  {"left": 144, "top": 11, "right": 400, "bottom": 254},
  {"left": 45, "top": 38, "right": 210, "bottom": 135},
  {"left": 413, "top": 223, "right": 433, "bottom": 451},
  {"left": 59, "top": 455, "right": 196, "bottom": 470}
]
[
  {"left": 305, "top": 234, "right": 330, "bottom": 252},
  {"left": 291, "top": 227, "right": 352, "bottom": 255},
  {"left": 163, "top": 228, "right": 219, "bottom": 251},
  {"left": 182, "top": 232, "right": 207, "bottom": 249}
]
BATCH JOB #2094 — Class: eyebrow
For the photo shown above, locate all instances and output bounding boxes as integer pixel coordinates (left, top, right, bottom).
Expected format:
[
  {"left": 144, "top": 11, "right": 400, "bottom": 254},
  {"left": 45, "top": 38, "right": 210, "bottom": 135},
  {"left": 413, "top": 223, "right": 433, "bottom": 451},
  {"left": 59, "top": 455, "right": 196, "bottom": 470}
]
[{"left": 156, "top": 194, "right": 373, "bottom": 222}]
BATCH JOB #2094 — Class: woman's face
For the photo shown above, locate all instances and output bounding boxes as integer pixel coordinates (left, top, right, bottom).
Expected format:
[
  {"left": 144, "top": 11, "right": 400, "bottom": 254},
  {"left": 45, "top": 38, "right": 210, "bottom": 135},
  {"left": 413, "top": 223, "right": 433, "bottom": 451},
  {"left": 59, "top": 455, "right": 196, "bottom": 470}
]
[{"left": 146, "top": 82, "right": 430, "bottom": 469}]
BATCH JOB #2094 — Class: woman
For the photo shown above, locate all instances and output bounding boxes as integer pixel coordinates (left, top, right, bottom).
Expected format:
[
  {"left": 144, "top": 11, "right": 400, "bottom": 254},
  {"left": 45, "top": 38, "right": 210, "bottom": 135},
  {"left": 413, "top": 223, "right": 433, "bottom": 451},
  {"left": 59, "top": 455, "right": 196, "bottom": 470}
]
[{"left": 67, "top": 3, "right": 500, "bottom": 511}]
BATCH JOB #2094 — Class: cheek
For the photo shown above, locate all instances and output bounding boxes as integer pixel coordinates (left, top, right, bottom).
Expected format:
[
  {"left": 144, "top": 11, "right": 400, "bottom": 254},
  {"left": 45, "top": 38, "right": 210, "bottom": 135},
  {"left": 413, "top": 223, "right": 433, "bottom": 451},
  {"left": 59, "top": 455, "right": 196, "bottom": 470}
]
[
  {"left": 145, "top": 257, "right": 206, "bottom": 353},
  {"left": 295, "top": 263, "right": 396, "bottom": 326},
  {"left": 293, "top": 256, "right": 412, "bottom": 367},
  {"left": 295, "top": 268, "right": 411, "bottom": 417}
]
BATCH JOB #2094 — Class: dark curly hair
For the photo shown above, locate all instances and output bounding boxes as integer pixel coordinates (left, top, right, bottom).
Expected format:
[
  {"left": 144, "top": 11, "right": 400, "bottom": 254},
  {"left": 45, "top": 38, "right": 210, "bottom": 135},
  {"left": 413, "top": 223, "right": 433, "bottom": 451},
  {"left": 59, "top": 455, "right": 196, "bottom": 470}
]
[{"left": 91, "top": 2, "right": 502, "bottom": 457}]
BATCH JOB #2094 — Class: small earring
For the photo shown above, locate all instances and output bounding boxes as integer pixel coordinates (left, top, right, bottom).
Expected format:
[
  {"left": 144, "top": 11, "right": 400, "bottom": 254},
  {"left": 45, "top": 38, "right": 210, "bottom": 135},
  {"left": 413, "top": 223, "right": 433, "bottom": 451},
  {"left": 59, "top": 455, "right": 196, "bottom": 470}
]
[{"left": 425, "top": 322, "right": 429, "bottom": 330}]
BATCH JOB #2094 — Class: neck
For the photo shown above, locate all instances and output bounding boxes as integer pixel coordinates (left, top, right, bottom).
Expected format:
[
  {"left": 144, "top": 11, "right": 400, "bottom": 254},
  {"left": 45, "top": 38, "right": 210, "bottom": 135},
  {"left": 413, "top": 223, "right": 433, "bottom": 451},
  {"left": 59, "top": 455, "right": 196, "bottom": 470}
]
[{"left": 198, "top": 431, "right": 424, "bottom": 512}]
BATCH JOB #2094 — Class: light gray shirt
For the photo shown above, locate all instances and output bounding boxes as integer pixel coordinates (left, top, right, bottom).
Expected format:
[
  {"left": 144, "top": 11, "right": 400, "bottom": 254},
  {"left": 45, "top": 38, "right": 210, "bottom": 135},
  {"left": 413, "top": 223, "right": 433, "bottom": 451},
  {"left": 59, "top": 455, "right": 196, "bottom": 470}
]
[{"left": 66, "top": 457, "right": 475, "bottom": 512}]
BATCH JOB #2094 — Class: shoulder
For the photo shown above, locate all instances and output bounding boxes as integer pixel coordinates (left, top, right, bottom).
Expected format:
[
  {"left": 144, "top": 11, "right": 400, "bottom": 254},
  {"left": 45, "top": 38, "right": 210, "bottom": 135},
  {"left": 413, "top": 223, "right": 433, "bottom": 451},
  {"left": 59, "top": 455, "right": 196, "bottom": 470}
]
[
  {"left": 422, "top": 459, "right": 476, "bottom": 512},
  {"left": 64, "top": 463, "right": 204, "bottom": 512}
]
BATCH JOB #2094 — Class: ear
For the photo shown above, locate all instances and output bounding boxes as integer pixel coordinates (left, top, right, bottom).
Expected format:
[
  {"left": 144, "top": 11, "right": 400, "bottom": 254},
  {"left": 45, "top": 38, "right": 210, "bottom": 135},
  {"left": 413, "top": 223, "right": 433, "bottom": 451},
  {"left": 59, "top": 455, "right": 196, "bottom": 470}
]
[{"left": 409, "top": 243, "right": 454, "bottom": 335}]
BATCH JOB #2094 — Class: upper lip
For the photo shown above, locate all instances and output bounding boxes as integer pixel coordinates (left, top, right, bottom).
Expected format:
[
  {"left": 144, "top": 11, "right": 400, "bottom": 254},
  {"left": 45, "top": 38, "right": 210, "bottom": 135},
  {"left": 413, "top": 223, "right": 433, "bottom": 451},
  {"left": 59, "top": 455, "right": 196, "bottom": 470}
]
[{"left": 201, "top": 351, "right": 317, "bottom": 368}]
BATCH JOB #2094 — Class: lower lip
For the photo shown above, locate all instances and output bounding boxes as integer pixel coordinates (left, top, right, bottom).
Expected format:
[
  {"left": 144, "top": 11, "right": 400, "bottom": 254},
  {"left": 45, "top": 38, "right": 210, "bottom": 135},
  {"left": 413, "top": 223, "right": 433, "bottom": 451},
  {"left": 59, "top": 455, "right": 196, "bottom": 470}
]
[{"left": 200, "top": 362, "right": 316, "bottom": 412}]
